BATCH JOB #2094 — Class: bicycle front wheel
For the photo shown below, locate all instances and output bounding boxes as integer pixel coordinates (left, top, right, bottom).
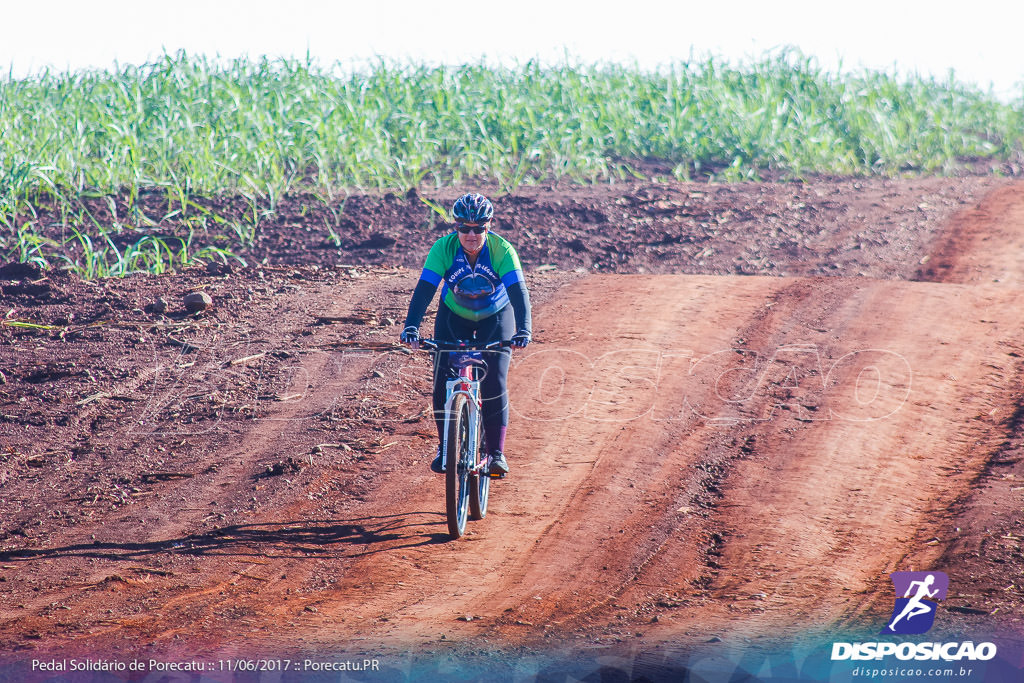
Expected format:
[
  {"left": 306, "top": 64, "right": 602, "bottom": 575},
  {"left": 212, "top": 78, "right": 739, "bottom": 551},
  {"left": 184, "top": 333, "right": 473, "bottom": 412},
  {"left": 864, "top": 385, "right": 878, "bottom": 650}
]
[
  {"left": 445, "top": 394, "right": 472, "bottom": 538},
  {"left": 469, "top": 411, "right": 489, "bottom": 520}
]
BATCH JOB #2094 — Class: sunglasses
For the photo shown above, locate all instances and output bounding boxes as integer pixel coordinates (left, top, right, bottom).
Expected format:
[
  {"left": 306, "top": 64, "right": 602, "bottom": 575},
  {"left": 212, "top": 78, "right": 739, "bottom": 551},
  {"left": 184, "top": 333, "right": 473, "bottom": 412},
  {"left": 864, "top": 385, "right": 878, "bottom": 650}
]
[{"left": 456, "top": 222, "right": 489, "bottom": 234}]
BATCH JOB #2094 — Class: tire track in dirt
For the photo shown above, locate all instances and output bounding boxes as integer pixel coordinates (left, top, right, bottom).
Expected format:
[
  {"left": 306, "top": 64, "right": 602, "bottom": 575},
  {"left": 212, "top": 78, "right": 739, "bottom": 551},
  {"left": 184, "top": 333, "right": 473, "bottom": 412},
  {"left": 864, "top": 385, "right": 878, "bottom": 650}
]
[
  {"left": 917, "top": 179, "right": 1024, "bottom": 285},
  {"left": 628, "top": 181, "right": 1024, "bottom": 652},
  {"left": 865, "top": 179, "right": 1024, "bottom": 642},
  {"left": 636, "top": 279, "right": 1024, "bottom": 649}
]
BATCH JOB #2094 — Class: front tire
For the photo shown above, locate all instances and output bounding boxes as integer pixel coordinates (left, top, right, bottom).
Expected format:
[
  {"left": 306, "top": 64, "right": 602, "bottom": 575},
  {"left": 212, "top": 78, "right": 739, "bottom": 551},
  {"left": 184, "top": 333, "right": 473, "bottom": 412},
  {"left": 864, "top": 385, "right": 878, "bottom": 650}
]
[
  {"left": 469, "top": 412, "right": 489, "bottom": 520},
  {"left": 445, "top": 395, "right": 472, "bottom": 538}
]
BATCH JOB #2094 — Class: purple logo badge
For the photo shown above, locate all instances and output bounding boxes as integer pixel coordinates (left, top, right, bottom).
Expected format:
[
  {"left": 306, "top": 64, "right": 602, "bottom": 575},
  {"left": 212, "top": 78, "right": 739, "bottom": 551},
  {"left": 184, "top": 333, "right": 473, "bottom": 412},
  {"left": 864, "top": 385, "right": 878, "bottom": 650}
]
[{"left": 883, "top": 571, "right": 949, "bottom": 634}]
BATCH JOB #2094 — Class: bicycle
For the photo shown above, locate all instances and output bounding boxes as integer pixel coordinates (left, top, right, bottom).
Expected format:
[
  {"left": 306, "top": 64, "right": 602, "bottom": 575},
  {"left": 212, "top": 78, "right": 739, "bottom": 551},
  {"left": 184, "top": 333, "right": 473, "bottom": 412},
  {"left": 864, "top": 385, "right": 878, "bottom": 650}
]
[{"left": 418, "top": 338, "right": 510, "bottom": 539}]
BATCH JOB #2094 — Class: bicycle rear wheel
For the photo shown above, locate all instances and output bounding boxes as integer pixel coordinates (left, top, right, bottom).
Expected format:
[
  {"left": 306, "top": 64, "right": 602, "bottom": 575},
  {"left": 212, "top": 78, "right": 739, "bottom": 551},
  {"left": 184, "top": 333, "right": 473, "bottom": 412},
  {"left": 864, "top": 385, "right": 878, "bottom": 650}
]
[
  {"left": 445, "top": 395, "right": 472, "bottom": 538},
  {"left": 469, "top": 411, "right": 489, "bottom": 520}
]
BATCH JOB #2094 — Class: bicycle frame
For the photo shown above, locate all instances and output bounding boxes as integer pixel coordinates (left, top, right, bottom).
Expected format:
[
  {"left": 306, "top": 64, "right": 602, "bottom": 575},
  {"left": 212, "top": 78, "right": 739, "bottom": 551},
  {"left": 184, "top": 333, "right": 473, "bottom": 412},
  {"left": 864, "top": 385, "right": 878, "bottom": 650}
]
[
  {"left": 422, "top": 340, "right": 498, "bottom": 472},
  {"left": 440, "top": 359, "right": 485, "bottom": 475}
]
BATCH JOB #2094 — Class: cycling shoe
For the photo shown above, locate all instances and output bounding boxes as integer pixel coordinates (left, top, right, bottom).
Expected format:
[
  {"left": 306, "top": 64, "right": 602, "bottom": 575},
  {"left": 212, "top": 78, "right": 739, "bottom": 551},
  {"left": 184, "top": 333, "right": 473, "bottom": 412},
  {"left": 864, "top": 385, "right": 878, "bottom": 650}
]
[
  {"left": 488, "top": 450, "right": 509, "bottom": 477},
  {"left": 430, "top": 448, "right": 445, "bottom": 474}
]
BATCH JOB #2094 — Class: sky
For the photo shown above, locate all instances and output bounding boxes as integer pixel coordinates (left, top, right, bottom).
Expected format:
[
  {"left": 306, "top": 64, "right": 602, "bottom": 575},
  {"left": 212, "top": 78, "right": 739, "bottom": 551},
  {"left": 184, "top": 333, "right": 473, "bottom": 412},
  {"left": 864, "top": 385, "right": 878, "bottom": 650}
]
[{"left": 3, "top": 1, "right": 1023, "bottom": 99}]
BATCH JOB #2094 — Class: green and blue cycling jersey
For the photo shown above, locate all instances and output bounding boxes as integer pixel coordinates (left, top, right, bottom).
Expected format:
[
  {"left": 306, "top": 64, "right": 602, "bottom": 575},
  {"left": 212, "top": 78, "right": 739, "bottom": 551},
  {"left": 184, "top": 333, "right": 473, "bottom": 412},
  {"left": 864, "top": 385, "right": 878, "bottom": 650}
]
[{"left": 412, "top": 231, "right": 530, "bottom": 324}]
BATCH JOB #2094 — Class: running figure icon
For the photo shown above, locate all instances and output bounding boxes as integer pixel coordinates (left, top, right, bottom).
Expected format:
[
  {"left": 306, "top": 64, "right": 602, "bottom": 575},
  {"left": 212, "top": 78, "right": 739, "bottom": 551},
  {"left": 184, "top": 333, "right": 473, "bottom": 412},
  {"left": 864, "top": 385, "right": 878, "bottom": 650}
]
[
  {"left": 889, "top": 575, "right": 938, "bottom": 631},
  {"left": 883, "top": 571, "right": 949, "bottom": 634}
]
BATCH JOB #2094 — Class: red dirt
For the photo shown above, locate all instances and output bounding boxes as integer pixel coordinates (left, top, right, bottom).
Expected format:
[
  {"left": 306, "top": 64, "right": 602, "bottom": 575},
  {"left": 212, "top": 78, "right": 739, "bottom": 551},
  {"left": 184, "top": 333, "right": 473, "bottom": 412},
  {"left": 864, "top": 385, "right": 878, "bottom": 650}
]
[{"left": 2, "top": 175, "right": 1024, "bottom": 679}]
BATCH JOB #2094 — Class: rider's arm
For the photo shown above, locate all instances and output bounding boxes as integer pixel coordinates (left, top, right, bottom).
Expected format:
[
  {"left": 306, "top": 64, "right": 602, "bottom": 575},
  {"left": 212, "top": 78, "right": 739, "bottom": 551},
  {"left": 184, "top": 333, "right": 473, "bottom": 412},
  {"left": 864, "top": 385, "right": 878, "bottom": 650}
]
[
  {"left": 507, "top": 281, "right": 532, "bottom": 335},
  {"left": 403, "top": 278, "right": 439, "bottom": 329},
  {"left": 404, "top": 238, "right": 451, "bottom": 329},
  {"left": 493, "top": 235, "right": 532, "bottom": 335},
  {"left": 403, "top": 273, "right": 441, "bottom": 329}
]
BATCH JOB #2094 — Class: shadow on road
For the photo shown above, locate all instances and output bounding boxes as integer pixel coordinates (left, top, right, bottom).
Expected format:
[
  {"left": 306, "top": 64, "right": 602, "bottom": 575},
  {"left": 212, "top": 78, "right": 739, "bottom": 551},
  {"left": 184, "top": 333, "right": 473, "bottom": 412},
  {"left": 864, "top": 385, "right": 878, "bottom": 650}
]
[{"left": 0, "top": 512, "right": 450, "bottom": 563}]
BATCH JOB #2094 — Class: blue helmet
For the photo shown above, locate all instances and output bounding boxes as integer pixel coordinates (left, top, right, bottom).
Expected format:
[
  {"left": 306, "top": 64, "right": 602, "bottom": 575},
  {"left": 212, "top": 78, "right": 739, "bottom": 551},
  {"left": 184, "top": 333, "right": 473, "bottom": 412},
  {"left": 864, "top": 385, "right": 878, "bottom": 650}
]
[{"left": 452, "top": 193, "right": 494, "bottom": 223}]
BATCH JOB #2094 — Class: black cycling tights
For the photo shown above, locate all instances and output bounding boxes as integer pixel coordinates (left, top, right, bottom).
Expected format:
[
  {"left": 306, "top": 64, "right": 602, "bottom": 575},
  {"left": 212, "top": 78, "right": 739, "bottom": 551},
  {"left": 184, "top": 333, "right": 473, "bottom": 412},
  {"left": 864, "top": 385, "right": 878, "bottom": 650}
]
[{"left": 432, "top": 304, "right": 514, "bottom": 455}]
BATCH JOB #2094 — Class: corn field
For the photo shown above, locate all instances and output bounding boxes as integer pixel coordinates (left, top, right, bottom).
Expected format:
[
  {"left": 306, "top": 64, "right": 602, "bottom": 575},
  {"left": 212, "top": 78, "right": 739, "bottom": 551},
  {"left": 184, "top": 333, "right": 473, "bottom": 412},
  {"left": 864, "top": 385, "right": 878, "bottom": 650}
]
[{"left": 2, "top": 50, "right": 1022, "bottom": 277}]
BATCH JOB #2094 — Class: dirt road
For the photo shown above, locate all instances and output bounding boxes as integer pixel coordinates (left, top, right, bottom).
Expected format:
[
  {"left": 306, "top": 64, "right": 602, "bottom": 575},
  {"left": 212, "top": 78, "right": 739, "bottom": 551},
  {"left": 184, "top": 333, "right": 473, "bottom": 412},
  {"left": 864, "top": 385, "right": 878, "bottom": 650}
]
[{"left": 2, "top": 178, "right": 1024, "bottom": 677}]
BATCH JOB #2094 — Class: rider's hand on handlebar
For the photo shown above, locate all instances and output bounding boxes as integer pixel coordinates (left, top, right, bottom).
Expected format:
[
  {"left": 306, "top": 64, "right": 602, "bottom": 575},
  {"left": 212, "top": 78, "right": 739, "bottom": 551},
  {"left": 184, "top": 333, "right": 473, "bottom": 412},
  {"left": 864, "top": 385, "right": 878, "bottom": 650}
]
[
  {"left": 511, "top": 330, "right": 531, "bottom": 349},
  {"left": 401, "top": 325, "right": 420, "bottom": 350}
]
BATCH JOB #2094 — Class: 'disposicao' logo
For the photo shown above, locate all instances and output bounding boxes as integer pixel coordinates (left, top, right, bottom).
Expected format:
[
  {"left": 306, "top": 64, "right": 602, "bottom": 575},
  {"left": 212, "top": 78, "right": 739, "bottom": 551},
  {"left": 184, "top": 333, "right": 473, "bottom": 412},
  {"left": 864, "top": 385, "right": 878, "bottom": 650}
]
[
  {"left": 833, "top": 570, "right": 997, "bottom": 663},
  {"left": 882, "top": 571, "right": 949, "bottom": 634}
]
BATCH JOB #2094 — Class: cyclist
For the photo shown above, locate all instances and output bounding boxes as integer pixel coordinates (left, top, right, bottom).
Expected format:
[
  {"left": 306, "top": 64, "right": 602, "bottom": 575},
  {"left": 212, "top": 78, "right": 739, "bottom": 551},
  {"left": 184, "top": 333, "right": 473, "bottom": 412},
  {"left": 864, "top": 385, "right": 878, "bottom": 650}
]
[{"left": 400, "top": 193, "right": 532, "bottom": 477}]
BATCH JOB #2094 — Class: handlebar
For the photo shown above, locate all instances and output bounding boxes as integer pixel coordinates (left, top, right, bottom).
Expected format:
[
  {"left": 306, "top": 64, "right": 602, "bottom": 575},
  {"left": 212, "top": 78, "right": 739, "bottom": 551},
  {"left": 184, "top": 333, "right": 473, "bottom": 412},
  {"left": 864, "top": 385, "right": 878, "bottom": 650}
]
[{"left": 416, "top": 338, "right": 512, "bottom": 352}]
